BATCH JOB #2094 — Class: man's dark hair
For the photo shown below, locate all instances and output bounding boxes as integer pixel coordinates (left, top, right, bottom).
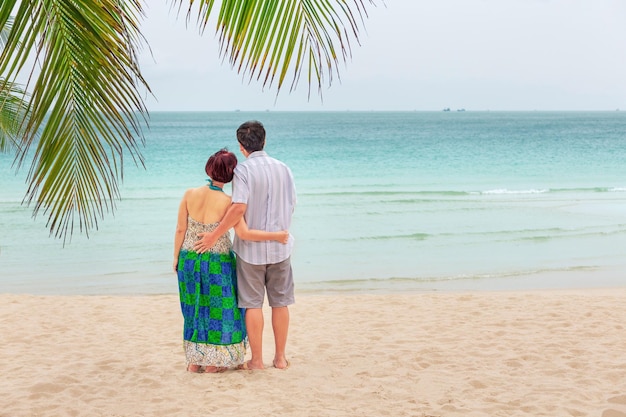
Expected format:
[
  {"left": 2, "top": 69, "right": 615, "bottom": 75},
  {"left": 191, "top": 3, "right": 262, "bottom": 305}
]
[{"left": 237, "top": 120, "right": 266, "bottom": 153}]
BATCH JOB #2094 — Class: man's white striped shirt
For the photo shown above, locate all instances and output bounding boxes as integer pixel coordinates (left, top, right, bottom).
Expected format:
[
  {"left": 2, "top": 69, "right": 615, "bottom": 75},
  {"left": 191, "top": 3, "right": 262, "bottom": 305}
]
[{"left": 231, "top": 151, "right": 296, "bottom": 265}]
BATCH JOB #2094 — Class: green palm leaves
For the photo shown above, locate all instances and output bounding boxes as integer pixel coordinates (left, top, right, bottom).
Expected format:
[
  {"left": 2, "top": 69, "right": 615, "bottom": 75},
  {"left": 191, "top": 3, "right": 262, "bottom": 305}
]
[
  {"left": 0, "top": 17, "right": 29, "bottom": 154},
  {"left": 184, "top": 0, "right": 374, "bottom": 96},
  {"left": 0, "top": 0, "right": 149, "bottom": 241},
  {"left": 0, "top": 78, "right": 28, "bottom": 153},
  {"left": 0, "top": 0, "right": 375, "bottom": 241}
]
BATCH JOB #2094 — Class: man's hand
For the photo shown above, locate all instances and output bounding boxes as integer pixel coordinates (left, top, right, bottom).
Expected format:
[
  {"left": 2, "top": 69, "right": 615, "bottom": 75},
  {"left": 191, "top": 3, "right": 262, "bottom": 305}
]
[
  {"left": 194, "top": 231, "right": 218, "bottom": 253},
  {"left": 278, "top": 230, "right": 289, "bottom": 244}
]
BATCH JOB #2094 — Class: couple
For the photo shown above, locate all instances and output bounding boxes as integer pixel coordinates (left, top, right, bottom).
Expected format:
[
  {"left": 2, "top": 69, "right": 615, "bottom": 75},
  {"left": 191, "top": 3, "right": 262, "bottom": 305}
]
[{"left": 172, "top": 120, "right": 296, "bottom": 373}]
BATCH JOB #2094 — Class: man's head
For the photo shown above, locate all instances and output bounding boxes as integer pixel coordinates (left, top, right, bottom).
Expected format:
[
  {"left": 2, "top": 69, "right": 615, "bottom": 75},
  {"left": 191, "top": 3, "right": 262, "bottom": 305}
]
[{"left": 237, "top": 120, "right": 266, "bottom": 154}]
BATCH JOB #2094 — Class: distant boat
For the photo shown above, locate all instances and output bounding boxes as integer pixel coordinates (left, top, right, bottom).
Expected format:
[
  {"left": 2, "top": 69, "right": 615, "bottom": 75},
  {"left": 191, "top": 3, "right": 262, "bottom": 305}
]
[
  {"left": 442, "top": 108, "right": 450, "bottom": 112},
  {"left": 456, "top": 108, "right": 466, "bottom": 112}
]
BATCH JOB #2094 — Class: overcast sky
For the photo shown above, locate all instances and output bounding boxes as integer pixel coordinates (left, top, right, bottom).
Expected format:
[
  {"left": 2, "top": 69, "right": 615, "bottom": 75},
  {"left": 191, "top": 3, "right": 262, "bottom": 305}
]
[{"left": 138, "top": 1, "right": 626, "bottom": 112}]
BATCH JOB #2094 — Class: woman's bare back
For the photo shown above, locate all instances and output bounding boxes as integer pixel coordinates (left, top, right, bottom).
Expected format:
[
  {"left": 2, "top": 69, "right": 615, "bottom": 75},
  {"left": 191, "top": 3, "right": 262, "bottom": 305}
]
[{"left": 184, "top": 186, "right": 231, "bottom": 225}]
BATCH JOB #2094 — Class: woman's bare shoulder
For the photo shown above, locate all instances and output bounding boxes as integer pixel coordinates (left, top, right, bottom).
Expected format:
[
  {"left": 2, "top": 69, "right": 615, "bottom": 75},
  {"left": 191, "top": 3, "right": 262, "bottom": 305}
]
[{"left": 185, "top": 185, "right": 210, "bottom": 196}]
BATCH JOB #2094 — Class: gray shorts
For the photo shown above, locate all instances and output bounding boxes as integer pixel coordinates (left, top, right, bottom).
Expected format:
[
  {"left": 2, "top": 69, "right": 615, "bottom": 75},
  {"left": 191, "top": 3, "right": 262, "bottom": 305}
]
[{"left": 236, "top": 257, "right": 295, "bottom": 309}]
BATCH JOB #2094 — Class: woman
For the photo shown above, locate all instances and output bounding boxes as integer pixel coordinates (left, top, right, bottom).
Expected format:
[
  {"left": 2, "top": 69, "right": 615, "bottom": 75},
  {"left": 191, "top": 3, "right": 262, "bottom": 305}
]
[{"left": 173, "top": 149, "right": 287, "bottom": 373}]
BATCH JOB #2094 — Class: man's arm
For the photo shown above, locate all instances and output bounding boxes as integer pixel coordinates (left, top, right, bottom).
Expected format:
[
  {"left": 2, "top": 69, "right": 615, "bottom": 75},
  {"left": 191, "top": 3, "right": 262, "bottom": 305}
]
[
  {"left": 193, "top": 203, "right": 247, "bottom": 253},
  {"left": 234, "top": 218, "right": 289, "bottom": 244}
]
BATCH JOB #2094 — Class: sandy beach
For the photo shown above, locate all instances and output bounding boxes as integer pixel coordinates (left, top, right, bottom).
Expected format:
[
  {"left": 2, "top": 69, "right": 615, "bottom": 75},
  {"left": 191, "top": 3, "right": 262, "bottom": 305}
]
[{"left": 1, "top": 288, "right": 626, "bottom": 417}]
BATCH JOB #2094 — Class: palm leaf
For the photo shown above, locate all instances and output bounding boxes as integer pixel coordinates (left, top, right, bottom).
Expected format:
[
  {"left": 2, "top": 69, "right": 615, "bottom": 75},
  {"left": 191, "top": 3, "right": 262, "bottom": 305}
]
[
  {"left": 0, "top": 0, "right": 150, "bottom": 242},
  {"left": 0, "top": 78, "right": 29, "bottom": 153},
  {"left": 0, "top": 15, "right": 29, "bottom": 154},
  {"left": 176, "top": 0, "right": 377, "bottom": 97}
]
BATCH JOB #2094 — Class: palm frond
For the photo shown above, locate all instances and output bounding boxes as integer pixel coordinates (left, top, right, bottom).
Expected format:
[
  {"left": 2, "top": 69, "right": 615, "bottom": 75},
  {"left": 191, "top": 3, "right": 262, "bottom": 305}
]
[
  {"left": 175, "top": 0, "right": 377, "bottom": 97},
  {"left": 1, "top": 15, "right": 30, "bottom": 154},
  {"left": 0, "top": 14, "right": 11, "bottom": 48},
  {"left": 0, "top": 78, "right": 29, "bottom": 153},
  {"left": 0, "top": 0, "right": 151, "bottom": 242}
]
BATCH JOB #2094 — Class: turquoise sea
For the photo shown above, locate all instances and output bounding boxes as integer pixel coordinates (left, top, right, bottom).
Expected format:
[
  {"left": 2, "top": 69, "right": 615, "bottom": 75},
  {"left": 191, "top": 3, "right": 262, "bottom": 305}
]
[{"left": 1, "top": 111, "right": 626, "bottom": 295}]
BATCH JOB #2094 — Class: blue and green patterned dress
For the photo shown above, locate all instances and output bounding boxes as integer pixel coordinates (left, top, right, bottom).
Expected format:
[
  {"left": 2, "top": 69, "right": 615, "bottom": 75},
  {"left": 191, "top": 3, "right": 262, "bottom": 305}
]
[{"left": 177, "top": 217, "right": 246, "bottom": 367}]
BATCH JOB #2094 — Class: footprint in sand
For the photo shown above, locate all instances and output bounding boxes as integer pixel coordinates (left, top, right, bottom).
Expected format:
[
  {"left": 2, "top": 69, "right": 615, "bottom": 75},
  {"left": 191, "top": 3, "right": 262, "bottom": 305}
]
[{"left": 602, "top": 395, "right": 626, "bottom": 417}]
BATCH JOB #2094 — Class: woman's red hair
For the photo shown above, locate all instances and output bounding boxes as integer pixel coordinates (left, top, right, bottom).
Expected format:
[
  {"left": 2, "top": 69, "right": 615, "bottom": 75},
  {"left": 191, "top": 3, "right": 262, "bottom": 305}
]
[{"left": 205, "top": 148, "right": 238, "bottom": 183}]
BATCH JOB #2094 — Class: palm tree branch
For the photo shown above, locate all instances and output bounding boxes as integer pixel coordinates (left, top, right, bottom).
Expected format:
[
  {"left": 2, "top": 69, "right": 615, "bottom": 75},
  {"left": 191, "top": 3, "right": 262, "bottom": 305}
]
[
  {"left": 175, "top": 0, "right": 377, "bottom": 95},
  {"left": 1, "top": 0, "right": 151, "bottom": 241},
  {"left": 0, "top": 78, "right": 30, "bottom": 153}
]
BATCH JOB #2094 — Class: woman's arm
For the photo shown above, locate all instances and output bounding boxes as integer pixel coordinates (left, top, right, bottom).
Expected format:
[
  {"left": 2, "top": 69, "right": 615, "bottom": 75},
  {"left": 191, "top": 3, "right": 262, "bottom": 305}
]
[
  {"left": 234, "top": 218, "right": 289, "bottom": 244},
  {"left": 173, "top": 190, "right": 190, "bottom": 272}
]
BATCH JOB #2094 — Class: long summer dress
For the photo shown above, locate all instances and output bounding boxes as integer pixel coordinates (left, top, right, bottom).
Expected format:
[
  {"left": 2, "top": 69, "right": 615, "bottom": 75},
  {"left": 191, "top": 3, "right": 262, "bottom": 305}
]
[{"left": 177, "top": 216, "right": 246, "bottom": 368}]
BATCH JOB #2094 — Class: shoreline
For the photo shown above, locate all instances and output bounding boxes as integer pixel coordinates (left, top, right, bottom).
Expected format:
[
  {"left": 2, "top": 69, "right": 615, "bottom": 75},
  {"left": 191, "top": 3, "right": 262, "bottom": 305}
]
[
  {"left": 3, "top": 265, "right": 624, "bottom": 296},
  {"left": 2, "top": 281, "right": 625, "bottom": 298},
  {"left": 2, "top": 287, "right": 626, "bottom": 416}
]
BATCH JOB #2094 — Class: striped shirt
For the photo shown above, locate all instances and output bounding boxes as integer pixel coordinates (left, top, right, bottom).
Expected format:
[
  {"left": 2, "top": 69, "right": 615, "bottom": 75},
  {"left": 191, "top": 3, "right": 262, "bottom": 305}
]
[{"left": 231, "top": 151, "right": 296, "bottom": 264}]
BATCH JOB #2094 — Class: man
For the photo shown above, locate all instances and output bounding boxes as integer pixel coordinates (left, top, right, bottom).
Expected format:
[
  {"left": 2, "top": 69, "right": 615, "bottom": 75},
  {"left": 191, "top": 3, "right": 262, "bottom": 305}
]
[{"left": 194, "top": 120, "right": 296, "bottom": 370}]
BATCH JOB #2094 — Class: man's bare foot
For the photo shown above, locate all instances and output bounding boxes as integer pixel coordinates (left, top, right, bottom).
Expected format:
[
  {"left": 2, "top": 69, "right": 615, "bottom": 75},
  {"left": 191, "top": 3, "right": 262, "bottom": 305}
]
[
  {"left": 237, "top": 360, "right": 264, "bottom": 371},
  {"left": 272, "top": 357, "right": 290, "bottom": 370}
]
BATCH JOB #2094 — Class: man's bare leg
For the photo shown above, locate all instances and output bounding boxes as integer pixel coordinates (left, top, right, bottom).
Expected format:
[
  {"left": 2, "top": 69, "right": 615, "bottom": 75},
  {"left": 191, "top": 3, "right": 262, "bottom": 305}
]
[
  {"left": 272, "top": 306, "right": 290, "bottom": 369},
  {"left": 244, "top": 308, "right": 265, "bottom": 369}
]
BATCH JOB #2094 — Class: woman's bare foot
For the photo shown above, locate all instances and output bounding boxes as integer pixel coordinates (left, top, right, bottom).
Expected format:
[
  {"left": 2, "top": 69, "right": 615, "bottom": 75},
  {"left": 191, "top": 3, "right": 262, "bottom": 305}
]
[
  {"left": 203, "top": 366, "right": 228, "bottom": 373},
  {"left": 187, "top": 364, "right": 204, "bottom": 373}
]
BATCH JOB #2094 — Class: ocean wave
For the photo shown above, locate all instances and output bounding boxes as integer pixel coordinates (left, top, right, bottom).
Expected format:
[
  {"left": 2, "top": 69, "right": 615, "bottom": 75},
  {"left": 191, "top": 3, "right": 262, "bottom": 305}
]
[
  {"left": 296, "top": 266, "right": 601, "bottom": 293},
  {"left": 477, "top": 186, "right": 624, "bottom": 195},
  {"left": 513, "top": 227, "right": 626, "bottom": 242},
  {"left": 362, "top": 233, "right": 430, "bottom": 241},
  {"left": 335, "top": 226, "right": 626, "bottom": 243},
  {"left": 301, "top": 186, "right": 625, "bottom": 198},
  {"left": 300, "top": 190, "right": 469, "bottom": 197},
  {"left": 477, "top": 188, "right": 549, "bottom": 195}
]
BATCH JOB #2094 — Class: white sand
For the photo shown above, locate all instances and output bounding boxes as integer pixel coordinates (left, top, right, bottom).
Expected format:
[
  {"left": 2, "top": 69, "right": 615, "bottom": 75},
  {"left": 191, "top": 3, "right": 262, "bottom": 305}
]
[{"left": 1, "top": 289, "right": 626, "bottom": 416}]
